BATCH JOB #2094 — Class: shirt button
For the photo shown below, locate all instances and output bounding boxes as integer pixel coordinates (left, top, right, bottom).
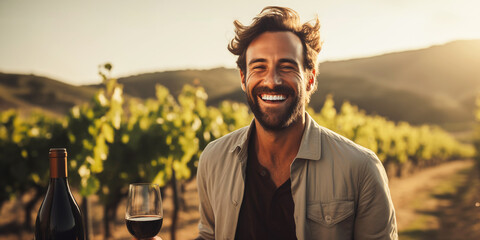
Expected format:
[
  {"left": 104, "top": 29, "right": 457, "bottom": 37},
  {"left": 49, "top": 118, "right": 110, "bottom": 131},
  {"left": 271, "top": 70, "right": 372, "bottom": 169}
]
[
  {"left": 325, "top": 215, "right": 332, "bottom": 223},
  {"left": 260, "top": 170, "right": 267, "bottom": 176}
]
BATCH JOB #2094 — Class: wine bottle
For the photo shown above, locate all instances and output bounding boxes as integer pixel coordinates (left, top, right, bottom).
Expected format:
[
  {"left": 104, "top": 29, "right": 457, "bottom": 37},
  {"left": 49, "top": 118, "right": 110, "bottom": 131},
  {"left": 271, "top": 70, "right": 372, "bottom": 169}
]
[{"left": 34, "top": 148, "right": 85, "bottom": 240}]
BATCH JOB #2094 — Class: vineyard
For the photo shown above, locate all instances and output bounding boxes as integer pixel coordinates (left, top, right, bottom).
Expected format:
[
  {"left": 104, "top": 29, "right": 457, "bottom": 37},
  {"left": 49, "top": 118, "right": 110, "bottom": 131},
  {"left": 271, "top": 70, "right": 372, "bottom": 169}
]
[{"left": 0, "top": 64, "right": 477, "bottom": 239}]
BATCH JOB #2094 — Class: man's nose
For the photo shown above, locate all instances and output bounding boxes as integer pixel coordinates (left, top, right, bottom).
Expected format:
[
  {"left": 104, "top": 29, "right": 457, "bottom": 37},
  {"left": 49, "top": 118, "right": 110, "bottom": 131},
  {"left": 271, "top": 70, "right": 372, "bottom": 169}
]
[{"left": 264, "top": 69, "right": 282, "bottom": 86}]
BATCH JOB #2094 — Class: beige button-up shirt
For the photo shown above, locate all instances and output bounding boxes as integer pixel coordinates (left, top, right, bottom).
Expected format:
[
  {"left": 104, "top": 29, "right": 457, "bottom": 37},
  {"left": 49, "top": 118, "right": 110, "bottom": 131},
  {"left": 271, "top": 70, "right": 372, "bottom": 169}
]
[{"left": 197, "top": 113, "right": 398, "bottom": 240}]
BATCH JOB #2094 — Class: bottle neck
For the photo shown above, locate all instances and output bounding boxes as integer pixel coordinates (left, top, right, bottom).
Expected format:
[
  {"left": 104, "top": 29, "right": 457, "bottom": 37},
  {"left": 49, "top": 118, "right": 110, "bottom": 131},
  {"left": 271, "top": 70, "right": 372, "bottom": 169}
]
[{"left": 50, "top": 157, "right": 67, "bottom": 178}]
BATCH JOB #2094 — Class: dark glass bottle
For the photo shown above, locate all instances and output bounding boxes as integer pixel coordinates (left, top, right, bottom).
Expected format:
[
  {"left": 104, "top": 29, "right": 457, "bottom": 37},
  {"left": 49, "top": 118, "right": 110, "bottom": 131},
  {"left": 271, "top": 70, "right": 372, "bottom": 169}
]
[{"left": 34, "top": 148, "right": 85, "bottom": 240}]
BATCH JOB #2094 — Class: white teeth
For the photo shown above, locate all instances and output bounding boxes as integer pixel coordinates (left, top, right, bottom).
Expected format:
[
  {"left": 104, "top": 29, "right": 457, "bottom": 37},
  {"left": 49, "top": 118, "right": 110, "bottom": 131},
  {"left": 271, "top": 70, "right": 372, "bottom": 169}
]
[{"left": 261, "top": 95, "right": 286, "bottom": 101}]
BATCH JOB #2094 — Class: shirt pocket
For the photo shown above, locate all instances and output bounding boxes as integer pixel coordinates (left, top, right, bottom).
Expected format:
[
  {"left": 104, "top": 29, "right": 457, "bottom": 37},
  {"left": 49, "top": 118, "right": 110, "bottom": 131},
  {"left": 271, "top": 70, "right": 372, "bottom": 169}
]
[
  {"left": 305, "top": 200, "right": 355, "bottom": 239},
  {"left": 307, "top": 200, "right": 354, "bottom": 227}
]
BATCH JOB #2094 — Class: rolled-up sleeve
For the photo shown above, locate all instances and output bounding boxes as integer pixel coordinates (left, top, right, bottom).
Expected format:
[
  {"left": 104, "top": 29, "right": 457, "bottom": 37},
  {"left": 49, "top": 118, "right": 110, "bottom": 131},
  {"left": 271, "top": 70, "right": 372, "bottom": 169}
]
[{"left": 354, "top": 154, "right": 398, "bottom": 240}]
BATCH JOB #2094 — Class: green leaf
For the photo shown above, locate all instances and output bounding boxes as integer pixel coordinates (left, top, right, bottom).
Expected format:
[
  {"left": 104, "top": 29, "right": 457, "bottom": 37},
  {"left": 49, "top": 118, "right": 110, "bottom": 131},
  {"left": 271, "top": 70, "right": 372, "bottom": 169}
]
[
  {"left": 102, "top": 124, "right": 114, "bottom": 143},
  {"left": 81, "top": 177, "right": 100, "bottom": 196}
]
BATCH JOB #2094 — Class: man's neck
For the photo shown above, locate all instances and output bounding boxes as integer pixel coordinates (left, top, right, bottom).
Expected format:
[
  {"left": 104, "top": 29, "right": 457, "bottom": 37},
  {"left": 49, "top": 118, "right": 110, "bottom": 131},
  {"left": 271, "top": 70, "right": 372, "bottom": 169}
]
[{"left": 252, "top": 114, "right": 306, "bottom": 186}]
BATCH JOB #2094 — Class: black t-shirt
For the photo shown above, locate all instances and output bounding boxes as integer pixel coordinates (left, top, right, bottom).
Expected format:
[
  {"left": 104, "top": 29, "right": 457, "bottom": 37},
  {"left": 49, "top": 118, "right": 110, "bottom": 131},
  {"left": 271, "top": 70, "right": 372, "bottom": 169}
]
[{"left": 234, "top": 138, "right": 297, "bottom": 240}]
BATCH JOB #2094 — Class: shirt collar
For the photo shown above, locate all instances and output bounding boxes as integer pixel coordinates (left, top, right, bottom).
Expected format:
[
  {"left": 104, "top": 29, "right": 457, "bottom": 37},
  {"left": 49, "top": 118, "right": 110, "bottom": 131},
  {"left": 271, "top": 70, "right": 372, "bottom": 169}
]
[
  {"left": 229, "top": 119, "right": 255, "bottom": 154},
  {"left": 229, "top": 112, "right": 322, "bottom": 161},
  {"left": 295, "top": 112, "right": 322, "bottom": 161}
]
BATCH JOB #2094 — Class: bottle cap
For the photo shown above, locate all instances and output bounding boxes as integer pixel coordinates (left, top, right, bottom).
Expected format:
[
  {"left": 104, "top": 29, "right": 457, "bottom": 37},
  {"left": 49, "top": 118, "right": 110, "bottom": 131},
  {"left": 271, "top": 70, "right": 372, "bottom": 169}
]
[{"left": 49, "top": 148, "right": 67, "bottom": 158}]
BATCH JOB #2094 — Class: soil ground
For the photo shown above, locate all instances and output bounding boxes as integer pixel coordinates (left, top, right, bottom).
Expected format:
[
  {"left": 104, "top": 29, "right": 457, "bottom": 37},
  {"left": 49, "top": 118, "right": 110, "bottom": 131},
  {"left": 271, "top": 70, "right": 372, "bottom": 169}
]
[
  {"left": 1, "top": 159, "right": 479, "bottom": 240},
  {"left": 391, "top": 159, "right": 480, "bottom": 240}
]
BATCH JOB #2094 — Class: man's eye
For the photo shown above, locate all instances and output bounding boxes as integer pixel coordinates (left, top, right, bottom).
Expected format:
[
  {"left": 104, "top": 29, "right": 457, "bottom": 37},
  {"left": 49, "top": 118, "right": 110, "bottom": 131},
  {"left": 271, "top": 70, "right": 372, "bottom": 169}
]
[{"left": 281, "top": 65, "right": 296, "bottom": 71}]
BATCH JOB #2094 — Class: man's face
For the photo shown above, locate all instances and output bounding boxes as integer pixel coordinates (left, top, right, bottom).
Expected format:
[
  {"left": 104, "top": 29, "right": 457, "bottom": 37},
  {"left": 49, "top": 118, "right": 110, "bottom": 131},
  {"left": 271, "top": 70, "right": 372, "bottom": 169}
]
[{"left": 241, "top": 31, "right": 313, "bottom": 131}]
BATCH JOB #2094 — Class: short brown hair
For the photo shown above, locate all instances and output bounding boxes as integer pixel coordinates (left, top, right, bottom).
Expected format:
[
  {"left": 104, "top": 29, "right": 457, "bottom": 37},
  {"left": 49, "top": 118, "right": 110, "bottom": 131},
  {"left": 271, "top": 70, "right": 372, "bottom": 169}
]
[{"left": 228, "top": 6, "right": 322, "bottom": 77}]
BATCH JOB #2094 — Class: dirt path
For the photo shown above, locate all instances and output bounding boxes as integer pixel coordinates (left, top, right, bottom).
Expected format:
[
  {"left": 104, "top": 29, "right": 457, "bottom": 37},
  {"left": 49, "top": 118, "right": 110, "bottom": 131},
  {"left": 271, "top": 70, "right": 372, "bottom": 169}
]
[
  {"left": 389, "top": 159, "right": 480, "bottom": 239},
  {"left": 1, "top": 159, "right": 479, "bottom": 240},
  {"left": 437, "top": 162, "right": 480, "bottom": 240},
  {"left": 389, "top": 159, "right": 473, "bottom": 230}
]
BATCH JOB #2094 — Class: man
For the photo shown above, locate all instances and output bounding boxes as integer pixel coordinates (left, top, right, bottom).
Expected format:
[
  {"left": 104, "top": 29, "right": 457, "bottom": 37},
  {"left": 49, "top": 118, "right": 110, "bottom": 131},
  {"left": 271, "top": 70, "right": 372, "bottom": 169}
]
[{"left": 196, "top": 6, "right": 398, "bottom": 240}]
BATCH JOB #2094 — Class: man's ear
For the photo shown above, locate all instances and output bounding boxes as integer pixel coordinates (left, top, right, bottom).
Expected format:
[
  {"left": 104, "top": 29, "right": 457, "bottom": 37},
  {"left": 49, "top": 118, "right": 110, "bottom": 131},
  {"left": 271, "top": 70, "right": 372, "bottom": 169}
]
[
  {"left": 307, "top": 69, "right": 316, "bottom": 91},
  {"left": 240, "top": 70, "right": 246, "bottom": 92}
]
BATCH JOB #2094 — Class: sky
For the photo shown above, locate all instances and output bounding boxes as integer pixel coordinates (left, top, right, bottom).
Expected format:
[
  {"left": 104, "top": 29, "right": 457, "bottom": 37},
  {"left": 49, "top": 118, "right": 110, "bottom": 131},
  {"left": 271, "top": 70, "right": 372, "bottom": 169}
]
[{"left": 1, "top": 0, "right": 479, "bottom": 85}]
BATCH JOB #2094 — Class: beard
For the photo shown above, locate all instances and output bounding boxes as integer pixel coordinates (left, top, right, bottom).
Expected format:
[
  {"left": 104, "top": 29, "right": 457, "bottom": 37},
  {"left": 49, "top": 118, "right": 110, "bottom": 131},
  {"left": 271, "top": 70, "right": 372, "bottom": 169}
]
[{"left": 246, "top": 84, "right": 305, "bottom": 131}]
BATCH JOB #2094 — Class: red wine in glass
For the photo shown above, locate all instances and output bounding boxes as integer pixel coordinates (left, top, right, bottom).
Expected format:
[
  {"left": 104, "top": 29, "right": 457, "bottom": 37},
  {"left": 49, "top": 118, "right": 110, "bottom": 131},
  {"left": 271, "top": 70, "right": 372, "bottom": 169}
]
[
  {"left": 126, "top": 184, "right": 163, "bottom": 239},
  {"left": 126, "top": 215, "right": 163, "bottom": 239}
]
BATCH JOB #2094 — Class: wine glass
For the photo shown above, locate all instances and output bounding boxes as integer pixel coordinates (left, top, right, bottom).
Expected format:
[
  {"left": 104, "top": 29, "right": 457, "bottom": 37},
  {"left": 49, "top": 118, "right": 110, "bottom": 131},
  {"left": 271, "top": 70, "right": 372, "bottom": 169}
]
[{"left": 126, "top": 183, "right": 163, "bottom": 240}]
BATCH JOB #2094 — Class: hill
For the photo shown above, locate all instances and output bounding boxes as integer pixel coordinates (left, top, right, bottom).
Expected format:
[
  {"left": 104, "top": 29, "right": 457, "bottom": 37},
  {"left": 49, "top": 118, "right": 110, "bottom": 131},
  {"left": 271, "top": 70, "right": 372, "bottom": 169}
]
[
  {"left": 320, "top": 40, "right": 480, "bottom": 100},
  {"left": 116, "top": 67, "right": 240, "bottom": 101},
  {"left": 1, "top": 40, "right": 479, "bottom": 130},
  {"left": 319, "top": 39, "right": 480, "bottom": 126},
  {"left": 0, "top": 73, "right": 96, "bottom": 116},
  {"left": 117, "top": 40, "right": 480, "bottom": 127}
]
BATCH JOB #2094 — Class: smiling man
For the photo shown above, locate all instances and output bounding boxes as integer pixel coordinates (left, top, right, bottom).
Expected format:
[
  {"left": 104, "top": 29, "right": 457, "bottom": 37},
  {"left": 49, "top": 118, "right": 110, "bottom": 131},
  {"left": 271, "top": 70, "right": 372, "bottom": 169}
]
[{"left": 196, "top": 6, "right": 398, "bottom": 240}]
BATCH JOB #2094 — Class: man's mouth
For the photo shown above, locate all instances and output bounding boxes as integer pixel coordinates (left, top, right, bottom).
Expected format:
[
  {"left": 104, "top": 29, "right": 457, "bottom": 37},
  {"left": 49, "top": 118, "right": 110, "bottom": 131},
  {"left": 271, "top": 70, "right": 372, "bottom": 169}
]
[
  {"left": 260, "top": 94, "right": 287, "bottom": 102},
  {"left": 252, "top": 85, "right": 294, "bottom": 104}
]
